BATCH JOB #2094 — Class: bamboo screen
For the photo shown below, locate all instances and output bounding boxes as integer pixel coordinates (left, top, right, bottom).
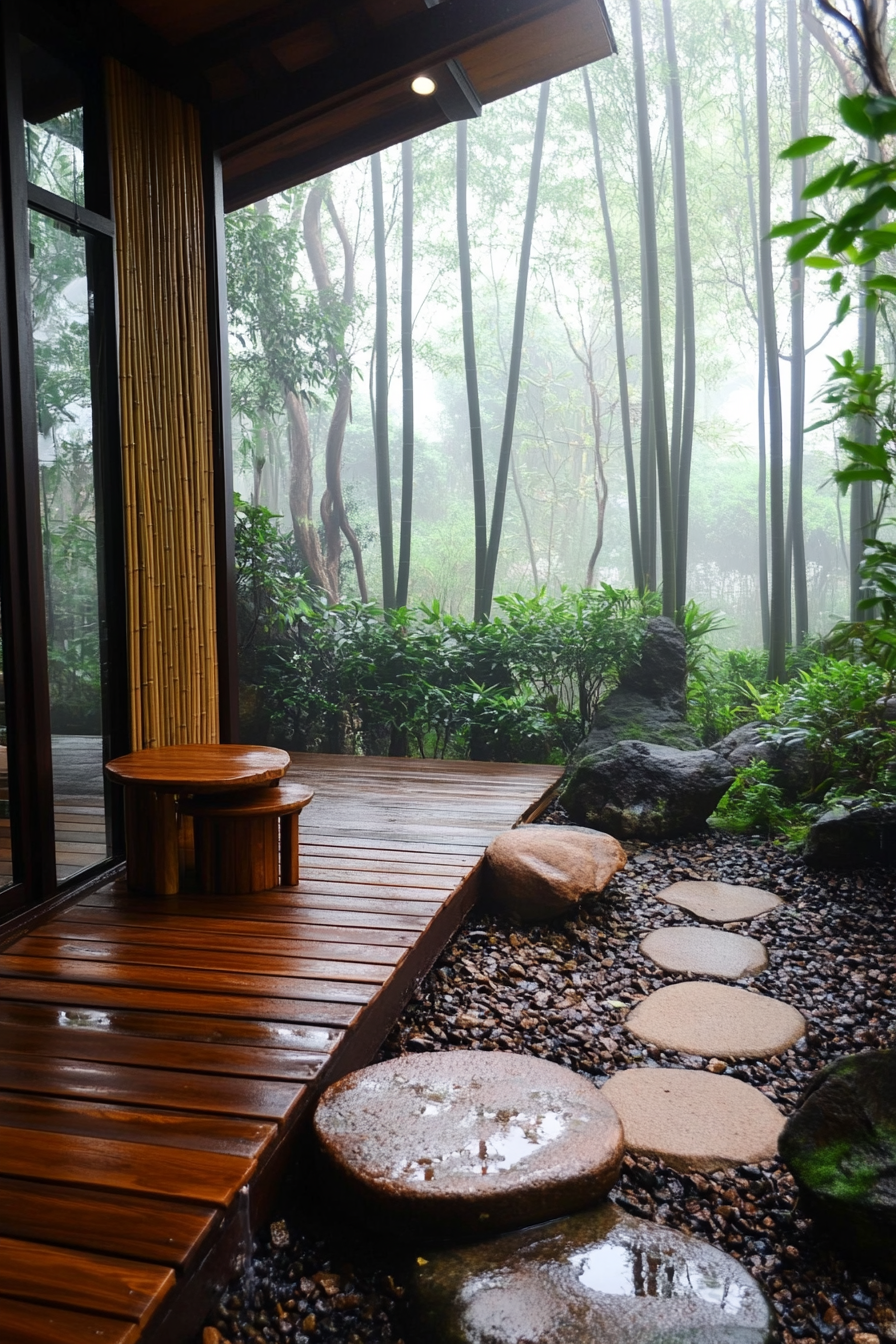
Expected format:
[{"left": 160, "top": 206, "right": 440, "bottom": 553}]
[{"left": 107, "top": 60, "right": 220, "bottom": 748}]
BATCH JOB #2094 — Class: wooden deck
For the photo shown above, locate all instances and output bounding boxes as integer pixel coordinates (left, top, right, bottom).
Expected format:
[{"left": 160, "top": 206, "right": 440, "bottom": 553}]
[{"left": 0, "top": 753, "right": 560, "bottom": 1344}]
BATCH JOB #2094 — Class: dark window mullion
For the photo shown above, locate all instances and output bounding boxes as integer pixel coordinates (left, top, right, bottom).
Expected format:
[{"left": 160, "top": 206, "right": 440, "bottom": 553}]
[{"left": 0, "top": 0, "right": 58, "bottom": 899}]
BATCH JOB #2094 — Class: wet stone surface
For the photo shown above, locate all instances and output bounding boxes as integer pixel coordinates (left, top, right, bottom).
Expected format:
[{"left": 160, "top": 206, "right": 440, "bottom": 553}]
[
  {"left": 200, "top": 814, "right": 896, "bottom": 1344},
  {"left": 780, "top": 1050, "right": 896, "bottom": 1275},
  {"left": 413, "top": 1202, "right": 775, "bottom": 1343},
  {"left": 485, "top": 823, "right": 626, "bottom": 922},
  {"left": 313, "top": 1051, "right": 623, "bottom": 1236},
  {"left": 658, "top": 878, "right": 782, "bottom": 923},
  {"left": 627, "top": 980, "right": 806, "bottom": 1060},
  {"left": 601, "top": 1066, "right": 784, "bottom": 1172},
  {"left": 641, "top": 924, "right": 768, "bottom": 979}
]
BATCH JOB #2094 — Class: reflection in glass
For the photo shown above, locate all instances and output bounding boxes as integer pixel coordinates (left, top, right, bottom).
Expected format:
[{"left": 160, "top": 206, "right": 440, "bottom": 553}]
[
  {"left": 30, "top": 210, "right": 110, "bottom": 882},
  {"left": 21, "top": 37, "right": 85, "bottom": 205},
  {"left": 0, "top": 602, "right": 11, "bottom": 892}
]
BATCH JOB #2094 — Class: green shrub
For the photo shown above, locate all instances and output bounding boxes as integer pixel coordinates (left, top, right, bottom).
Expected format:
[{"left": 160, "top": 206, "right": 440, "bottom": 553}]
[
  {"left": 233, "top": 496, "right": 655, "bottom": 761},
  {"left": 711, "top": 760, "right": 807, "bottom": 842}
]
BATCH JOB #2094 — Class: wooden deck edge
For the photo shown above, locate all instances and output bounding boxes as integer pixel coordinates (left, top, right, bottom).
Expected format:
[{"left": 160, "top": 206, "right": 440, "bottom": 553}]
[
  {"left": 514, "top": 774, "right": 561, "bottom": 826},
  {"left": 143, "top": 863, "right": 485, "bottom": 1344}
]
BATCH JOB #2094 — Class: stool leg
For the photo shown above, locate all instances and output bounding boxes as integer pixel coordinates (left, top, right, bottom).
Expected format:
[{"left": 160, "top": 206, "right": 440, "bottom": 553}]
[
  {"left": 124, "top": 787, "right": 179, "bottom": 895},
  {"left": 280, "top": 812, "right": 299, "bottom": 886},
  {"left": 193, "top": 816, "right": 217, "bottom": 894}
]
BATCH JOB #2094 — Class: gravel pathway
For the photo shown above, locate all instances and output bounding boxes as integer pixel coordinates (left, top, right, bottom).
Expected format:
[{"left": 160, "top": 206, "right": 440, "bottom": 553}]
[{"left": 200, "top": 809, "right": 896, "bottom": 1344}]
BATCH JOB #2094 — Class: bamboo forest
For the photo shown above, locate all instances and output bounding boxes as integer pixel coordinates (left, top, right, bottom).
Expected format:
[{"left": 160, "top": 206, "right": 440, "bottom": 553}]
[{"left": 226, "top": 0, "right": 896, "bottom": 849}]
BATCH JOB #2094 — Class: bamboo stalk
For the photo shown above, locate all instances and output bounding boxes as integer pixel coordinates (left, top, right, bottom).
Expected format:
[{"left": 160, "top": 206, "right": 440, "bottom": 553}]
[{"left": 107, "top": 59, "right": 220, "bottom": 748}]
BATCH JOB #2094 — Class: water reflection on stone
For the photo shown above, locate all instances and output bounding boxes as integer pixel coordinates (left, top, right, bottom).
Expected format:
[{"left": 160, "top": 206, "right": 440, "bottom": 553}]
[{"left": 414, "top": 1203, "right": 773, "bottom": 1343}]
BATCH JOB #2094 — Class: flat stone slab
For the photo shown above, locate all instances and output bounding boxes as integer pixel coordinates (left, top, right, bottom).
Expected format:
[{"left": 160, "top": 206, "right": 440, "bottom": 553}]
[
  {"left": 413, "top": 1202, "right": 775, "bottom": 1343},
  {"left": 601, "top": 1067, "right": 784, "bottom": 1172},
  {"left": 313, "top": 1051, "right": 624, "bottom": 1236},
  {"left": 626, "top": 981, "right": 805, "bottom": 1059},
  {"left": 656, "top": 879, "right": 782, "bottom": 923},
  {"left": 641, "top": 925, "right": 768, "bottom": 979},
  {"left": 485, "top": 825, "right": 626, "bottom": 922}
]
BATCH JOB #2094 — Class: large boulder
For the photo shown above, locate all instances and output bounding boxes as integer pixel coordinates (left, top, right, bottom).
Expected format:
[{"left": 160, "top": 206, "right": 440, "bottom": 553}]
[
  {"left": 413, "top": 1203, "right": 776, "bottom": 1344},
  {"left": 561, "top": 739, "right": 734, "bottom": 839},
  {"left": 779, "top": 1051, "right": 896, "bottom": 1273},
  {"left": 712, "top": 721, "right": 774, "bottom": 772},
  {"left": 569, "top": 618, "right": 699, "bottom": 768},
  {"left": 485, "top": 825, "right": 626, "bottom": 922},
  {"left": 712, "top": 722, "right": 814, "bottom": 796},
  {"left": 804, "top": 800, "right": 896, "bottom": 869}
]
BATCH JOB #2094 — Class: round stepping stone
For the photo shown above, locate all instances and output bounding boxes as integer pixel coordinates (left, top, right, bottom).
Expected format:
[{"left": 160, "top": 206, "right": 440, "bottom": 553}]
[
  {"left": 601, "top": 1067, "right": 784, "bottom": 1172},
  {"left": 657, "top": 879, "right": 782, "bottom": 923},
  {"left": 626, "top": 981, "right": 805, "bottom": 1059},
  {"left": 641, "top": 926, "right": 768, "bottom": 979},
  {"left": 414, "top": 1202, "right": 775, "bottom": 1343},
  {"left": 313, "top": 1051, "right": 624, "bottom": 1236},
  {"left": 486, "top": 824, "right": 626, "bottom": 922}
]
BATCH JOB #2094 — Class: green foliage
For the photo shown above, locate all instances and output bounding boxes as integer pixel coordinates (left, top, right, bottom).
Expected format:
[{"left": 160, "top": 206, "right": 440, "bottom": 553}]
[
  {"left": 749, "top": 657, "right": 896, "bottom": 800},
  {"left": 234, "top": 495, "right": 654, "bottom": 760},
  {"left": 711, "top": 760, "right": 806, "bottom": 841},
  {"left": 815, "top": 349, "right": 896, "bottom": 670},
  {"left": 226, "top": 199, "right": 350, "bottom": 414},
  {"left": 708, "top": 653, "right": 896, "bottom": 841}
]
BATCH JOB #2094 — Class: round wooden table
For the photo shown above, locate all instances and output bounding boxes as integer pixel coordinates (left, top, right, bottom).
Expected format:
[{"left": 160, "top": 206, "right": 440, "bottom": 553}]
[{"left": 105, "top": 745, "right": 291, "bottom": 895}]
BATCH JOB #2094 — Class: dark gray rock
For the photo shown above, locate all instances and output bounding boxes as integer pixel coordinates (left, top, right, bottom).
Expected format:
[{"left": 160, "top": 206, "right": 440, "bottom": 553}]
[
  {"left": 413, "top": 1202, "right": 775, "bottom": 1344},
  {"left": 804, "top": 800, "right": 896, "bottom": 869},
  {"left": 780, "top": 1051, "right": 896, "bottom": 1274},
  {"left": 712, "top": 722, "right": 817, "bottom": 799},
  {"left": 621, "top": 615, "right": 688, "bottom": 715},
  {"left": 569, "top": 618, "right": 697, "bottom": 768},
  {"left": 570, "top": 691, "right": 700, "bottom": 767},
  {"left": 560, "top": 740, "right": 735, "bottom": 839},
  {"left": 712, "top": 722, "right": 773, "bottom": 772}
]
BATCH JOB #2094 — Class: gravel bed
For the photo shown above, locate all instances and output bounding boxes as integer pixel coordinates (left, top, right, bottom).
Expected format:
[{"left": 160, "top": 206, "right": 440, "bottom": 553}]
[{"left": 200, "top": 808, "right": 896, "bottom": 1344}]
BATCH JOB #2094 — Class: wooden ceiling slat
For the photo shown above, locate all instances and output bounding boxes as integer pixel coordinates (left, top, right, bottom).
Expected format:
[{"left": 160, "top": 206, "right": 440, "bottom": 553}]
[
  {"left": 210, "top": 0, "right": 577, "bottom": 149},
  {"left": 30, "top": 0, "right": 613, "bottom": 212}
]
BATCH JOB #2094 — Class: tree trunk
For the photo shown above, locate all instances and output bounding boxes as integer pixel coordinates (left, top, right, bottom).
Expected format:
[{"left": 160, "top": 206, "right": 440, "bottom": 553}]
[
  {"left": 736, "top": 50, "right": 770, "bottom": 648},
  {"left": 286, "top": 387, "right": 331, "bottom": 596},
  {"left": 510, "top": 450, "right": 539, "bottom": 591},
  {"left": 788, "top": 0, "right": 809, "bottom": 644},
  {"left": 583, "top": 68, "right": 643, "bottom": 591},
  {"left": 396, "top": 140, "right": 415, "bottom": 608},
  {"left": 480, "top": 80, "right": 550, "bottom": 619},
  {"left": 631, "top": 0, "right": 675, "bottom": 616},
  {"left": 639, "top": 266, "right": 657, "bottom": 590},
  {"left": 584, "top": 359, "right": 609, "bottom": 587},
  {"left": 662, "top": 0, "right": 696, "bottom": 615},
  {"left": 371, "top": 152, "right": 396, "bottom": 610},
  {"left": 756, "top": 0, "right": 787, "bottom": 680},
  {"left": 456, "top": 121, "right": 488, "bottom": 619},
  {"left": 302, "top": 187, "right": 368, "bottom": 601},
  {"left": 852, "top": 152, "right": 879, "bottom": 620}
]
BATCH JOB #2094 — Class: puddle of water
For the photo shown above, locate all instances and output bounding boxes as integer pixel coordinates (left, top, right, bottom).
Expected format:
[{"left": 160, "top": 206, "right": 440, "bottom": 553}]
[
  {"left": 400, "top": 1110, "right": 568, "bottom": 1181},
  {"left": 571, "top": 1241, "right": 748, "bottom": 1314}
]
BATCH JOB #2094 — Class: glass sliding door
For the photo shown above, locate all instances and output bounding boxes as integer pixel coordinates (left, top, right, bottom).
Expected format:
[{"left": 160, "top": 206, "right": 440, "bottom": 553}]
[{"left": 29, "top": 209, "right": 112, "bottom": 881}]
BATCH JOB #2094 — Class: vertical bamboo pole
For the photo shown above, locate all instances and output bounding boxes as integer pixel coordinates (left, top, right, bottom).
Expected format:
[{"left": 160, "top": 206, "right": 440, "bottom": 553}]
[{"left": 107, "top": 59, "right": 220, "bottom": 748}]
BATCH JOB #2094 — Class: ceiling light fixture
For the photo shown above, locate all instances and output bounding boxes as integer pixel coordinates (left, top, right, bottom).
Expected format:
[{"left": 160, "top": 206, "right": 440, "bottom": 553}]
[{"left": 411, "top": 74, "right": 437, "bottom": 95}]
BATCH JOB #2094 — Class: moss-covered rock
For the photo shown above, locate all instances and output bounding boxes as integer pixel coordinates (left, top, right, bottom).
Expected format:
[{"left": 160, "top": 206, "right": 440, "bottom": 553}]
[
  {"left": 779, "top": 1050, "right": 896, "bottom": 1272},
  {"left": 561, "top": 740, "right": 734, "bottom": 840}
]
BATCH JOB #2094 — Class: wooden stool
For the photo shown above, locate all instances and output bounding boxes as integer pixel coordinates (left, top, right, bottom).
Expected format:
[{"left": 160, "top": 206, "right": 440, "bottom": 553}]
[{"left": 180, "top": 780, "right": 314, "bottom": 894}]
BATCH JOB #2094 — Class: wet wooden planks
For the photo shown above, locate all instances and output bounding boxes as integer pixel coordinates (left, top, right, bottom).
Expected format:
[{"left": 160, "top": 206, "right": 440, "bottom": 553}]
[{"left": 0, "top": 753, "right": 560, "bottom": 1343}]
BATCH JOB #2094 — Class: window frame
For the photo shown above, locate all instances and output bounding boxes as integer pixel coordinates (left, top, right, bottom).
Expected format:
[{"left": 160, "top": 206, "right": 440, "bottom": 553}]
[{"left": 0, "top": 0, "right": 128, "bottom": 922}]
